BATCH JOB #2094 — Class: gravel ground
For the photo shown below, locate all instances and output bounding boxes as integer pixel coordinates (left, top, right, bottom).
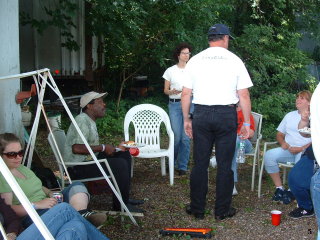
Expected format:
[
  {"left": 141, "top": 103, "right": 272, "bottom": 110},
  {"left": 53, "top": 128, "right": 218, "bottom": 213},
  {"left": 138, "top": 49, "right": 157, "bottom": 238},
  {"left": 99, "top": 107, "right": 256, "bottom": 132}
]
[
  {"left": 36, "top": 131, "right": 317, "bottom": 240},
  {"left": 91, "top": 159, "right": 318, "bottom": 240}
]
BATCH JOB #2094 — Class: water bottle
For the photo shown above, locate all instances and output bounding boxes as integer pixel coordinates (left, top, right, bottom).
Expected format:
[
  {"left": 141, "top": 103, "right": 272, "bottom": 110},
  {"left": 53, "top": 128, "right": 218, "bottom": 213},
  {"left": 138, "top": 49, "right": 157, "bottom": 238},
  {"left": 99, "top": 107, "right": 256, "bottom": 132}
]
[{"left": 236, "top": 139, "right": 245, "bottom": 163}]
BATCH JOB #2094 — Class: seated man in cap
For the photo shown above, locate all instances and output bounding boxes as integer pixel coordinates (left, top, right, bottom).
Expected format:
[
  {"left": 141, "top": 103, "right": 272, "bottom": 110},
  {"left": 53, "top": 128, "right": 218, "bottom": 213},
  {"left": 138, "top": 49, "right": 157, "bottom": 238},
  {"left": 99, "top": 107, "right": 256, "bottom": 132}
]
[{"left": 63, "top": 91, "right": 144, "bottom": 213}]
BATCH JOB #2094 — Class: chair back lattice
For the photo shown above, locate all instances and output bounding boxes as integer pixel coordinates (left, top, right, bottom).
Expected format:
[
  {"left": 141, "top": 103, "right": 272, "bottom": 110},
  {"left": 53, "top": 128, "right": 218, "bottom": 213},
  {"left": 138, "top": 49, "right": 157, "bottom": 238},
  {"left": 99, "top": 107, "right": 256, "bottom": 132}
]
[
  {"left": 124, "top": 104, "right": 172, "bottom": 150},
  {"left": 48, "top": 129, "right": 67, "bottom": 185}
]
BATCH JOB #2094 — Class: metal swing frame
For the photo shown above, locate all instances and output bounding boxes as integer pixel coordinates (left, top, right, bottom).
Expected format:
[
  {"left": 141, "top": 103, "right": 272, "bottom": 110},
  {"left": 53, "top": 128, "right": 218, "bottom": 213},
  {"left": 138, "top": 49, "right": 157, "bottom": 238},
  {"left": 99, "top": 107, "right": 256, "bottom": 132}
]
[{"left": 0, "top": 68, "right": 137, "bottom": 239}]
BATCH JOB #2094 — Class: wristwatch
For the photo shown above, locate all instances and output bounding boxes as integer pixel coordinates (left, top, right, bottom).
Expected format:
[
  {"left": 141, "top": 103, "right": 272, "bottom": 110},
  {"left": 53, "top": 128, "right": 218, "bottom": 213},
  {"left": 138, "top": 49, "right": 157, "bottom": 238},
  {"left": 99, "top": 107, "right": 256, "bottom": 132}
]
[{"left": 188, "top": 113, "right": 193, "bottom": 119}]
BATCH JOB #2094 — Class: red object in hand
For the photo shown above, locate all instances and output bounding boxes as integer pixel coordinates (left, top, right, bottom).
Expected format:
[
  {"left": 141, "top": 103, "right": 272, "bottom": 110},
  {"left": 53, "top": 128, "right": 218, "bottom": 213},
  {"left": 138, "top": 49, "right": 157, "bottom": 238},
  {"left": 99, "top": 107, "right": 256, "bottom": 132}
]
[{"left": 129, "top": 148, "right": 139, "bottom": 156}]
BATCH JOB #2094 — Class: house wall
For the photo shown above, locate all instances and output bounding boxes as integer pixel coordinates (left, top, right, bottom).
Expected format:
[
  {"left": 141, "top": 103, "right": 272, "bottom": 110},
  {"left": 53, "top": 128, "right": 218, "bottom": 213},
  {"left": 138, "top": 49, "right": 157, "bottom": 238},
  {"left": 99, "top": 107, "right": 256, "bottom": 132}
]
[{"left": 0, "top": 0, "right": 23, "bottom": 139}]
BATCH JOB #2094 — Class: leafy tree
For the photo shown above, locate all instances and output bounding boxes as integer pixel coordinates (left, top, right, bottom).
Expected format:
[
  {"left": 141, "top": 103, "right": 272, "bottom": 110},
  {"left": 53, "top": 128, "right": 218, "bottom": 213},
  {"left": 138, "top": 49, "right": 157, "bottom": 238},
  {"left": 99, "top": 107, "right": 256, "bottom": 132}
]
[{"left": 20, "top": 0, "right": 320, "bottom": 138}]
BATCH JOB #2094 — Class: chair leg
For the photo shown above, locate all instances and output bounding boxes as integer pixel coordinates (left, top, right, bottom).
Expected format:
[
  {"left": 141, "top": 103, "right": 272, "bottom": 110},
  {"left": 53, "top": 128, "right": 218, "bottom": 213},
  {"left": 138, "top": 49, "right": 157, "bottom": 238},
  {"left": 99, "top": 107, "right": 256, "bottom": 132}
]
[
  {"left": 131, "top": 158, "right": 135, "bottom": 178},
  {"left": 161, "top": 157, "right": 166, "bottom": 176},
  {"left": 169, "top": 156, "right": 174, "bottom": 185},
  {"left": 258, "top": 156, "right": 265, "bottom": 198},
  {"left": 257, "top": 149, "right": 260, "bottom": 175},
  {"left": 251, "top": 154, "right": 257, "bottom": 191},
  {"left": 283, "top": 168, "right": 287, "bottom": 186}
]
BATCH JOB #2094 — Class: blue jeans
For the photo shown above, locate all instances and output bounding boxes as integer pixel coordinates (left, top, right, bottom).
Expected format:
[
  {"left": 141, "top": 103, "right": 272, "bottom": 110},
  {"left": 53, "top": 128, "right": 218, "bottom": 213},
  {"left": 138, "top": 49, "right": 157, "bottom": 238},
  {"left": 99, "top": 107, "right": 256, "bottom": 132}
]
[
  {"left": 168, "top": 101, "right": 194, "bottom": 171},
  {"left": 231, "top": 137, "right": 253, "bottom": 183},
  {"left": 190, "top": 104, "right": 237, "bottom": 216},
  {"left": 288, "top": 155, "right": 314, "bottom": 210},
  {"left": 311, "top": 169, "right": 320, "bottom": 239},
  {"left": 18, "top": 203, "right": 109, "bottom": 240},
  {"left": 22, "top": 182, "right": 89, "bottom": 228},
  {"left": 264, "top": 147, "right": 302, "bottom": 173}
]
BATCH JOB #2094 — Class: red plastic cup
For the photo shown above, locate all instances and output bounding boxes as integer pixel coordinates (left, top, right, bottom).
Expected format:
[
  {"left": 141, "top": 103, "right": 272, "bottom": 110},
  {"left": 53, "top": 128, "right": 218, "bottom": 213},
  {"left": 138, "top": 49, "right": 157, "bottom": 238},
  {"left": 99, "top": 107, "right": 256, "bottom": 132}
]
[
  {"left": 129, "top": 148, "right": 139, "bottom": 156},
  {"left": 271, "top": 210, "right": 282, "bottom": 226}
]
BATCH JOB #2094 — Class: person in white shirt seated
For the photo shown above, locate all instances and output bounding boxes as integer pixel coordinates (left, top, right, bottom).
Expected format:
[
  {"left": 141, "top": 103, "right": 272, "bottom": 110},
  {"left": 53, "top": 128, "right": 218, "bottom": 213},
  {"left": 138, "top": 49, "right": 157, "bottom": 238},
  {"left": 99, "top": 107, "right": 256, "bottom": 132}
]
[{"left": 264, "top": 90, "right": 312, "bottom": 204}]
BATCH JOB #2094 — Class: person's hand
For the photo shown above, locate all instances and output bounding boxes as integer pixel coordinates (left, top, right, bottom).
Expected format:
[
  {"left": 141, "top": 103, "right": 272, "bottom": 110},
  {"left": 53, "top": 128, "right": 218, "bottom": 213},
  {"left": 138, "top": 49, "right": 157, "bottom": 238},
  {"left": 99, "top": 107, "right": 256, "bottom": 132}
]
[
  {"left": 288, "top": 146, "right": 304, "bottom": 154},
  {"left": 35, "top": 198, "right": 57, "bottom": 209},
  {"left": 105, "top": 144, "right": 116, "bottom": 155},
  {"left": 184, "top": 119, "right": 193, "bottom": 139},
  {"left": 239, "top": 125, "right": 250, "bottom": 139},
  {"left": 117, "top": 141, "right": 127, "bottom": 151},
  {"left": 171, "top": 89, "right": 182, "bottom": 95},
  {"left": 280, "top": 141, "right": 290, "bottom": 150},
  {"left": 6, "top": 233, "right": 17, "bottom": 240}
]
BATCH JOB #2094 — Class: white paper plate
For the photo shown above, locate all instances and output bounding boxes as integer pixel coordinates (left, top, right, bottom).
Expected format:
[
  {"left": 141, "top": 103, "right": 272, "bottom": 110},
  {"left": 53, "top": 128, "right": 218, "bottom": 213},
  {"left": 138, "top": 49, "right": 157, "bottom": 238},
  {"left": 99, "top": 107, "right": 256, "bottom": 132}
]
[
  {"left": 298, "top": 128, "right": 311, "bottom": 135},
  {"left": 121, "top": 143, "right": 146, "bottom": 148}
]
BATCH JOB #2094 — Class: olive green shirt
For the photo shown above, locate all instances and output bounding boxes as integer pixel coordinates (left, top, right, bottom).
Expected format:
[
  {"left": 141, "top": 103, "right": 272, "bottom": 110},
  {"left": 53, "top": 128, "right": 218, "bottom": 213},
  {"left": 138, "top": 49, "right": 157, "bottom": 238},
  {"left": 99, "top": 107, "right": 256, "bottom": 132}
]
[
  {"left": 0, "top": 166, "right": 46, "bottom": 205},
  {"left": 63, "top": 112, "right": 99, "bottom": 163}
]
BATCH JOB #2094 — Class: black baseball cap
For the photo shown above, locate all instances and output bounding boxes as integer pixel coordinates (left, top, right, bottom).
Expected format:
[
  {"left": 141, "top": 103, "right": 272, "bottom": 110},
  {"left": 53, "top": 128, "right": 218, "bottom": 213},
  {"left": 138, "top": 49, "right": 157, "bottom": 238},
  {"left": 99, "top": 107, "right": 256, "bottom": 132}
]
[{"left": 208, "top": 23, "right": 234, "bottom": 40}]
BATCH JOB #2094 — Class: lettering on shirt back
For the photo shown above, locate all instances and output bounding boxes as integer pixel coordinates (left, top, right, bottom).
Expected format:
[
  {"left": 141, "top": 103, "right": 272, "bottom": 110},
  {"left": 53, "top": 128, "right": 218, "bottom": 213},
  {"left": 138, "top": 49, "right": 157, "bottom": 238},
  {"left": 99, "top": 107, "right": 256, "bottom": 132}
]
[{"left": 201, "top": 56, "right": 226, "bottom": 60}]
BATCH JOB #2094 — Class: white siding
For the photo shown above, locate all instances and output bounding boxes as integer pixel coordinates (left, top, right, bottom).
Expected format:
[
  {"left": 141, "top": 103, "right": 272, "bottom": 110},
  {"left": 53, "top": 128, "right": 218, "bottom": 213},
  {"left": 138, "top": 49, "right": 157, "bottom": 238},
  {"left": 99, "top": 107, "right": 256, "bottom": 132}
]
[{"left": 0, "top": 0, "right": 23, "bottom": 139}]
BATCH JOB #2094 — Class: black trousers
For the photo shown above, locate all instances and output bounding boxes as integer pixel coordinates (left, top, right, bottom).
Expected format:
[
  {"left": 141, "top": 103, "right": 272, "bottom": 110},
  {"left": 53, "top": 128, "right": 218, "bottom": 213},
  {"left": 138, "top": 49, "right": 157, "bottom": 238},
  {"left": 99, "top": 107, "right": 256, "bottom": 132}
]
[
  {"left": 68, "top": 151, "right": 131, "bottom": 211},
  {"left": 190, "top": 104, "right": 237, "bottom": 216}
]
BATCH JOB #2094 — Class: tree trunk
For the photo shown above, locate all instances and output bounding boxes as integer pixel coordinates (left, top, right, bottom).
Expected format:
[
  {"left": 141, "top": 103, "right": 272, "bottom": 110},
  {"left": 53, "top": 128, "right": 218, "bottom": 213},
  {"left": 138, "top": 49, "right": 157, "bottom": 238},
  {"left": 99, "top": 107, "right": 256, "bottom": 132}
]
[{"left": 116, "top": 64, "right": 146, "bottom": 113}]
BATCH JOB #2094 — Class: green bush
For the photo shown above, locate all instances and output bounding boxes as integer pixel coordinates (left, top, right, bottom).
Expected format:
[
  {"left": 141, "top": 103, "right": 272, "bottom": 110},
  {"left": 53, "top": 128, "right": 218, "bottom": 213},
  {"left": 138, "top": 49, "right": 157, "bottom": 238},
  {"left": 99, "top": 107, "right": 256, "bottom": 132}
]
[{"left": 252, "top": 92, "right": 296, "bottom": 140}]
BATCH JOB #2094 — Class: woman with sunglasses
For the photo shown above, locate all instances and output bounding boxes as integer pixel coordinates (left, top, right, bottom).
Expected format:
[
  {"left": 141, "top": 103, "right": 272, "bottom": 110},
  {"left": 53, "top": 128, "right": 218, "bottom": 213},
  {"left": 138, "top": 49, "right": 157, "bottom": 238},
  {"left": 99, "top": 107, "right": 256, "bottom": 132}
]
[
  {"left": 163, "top": 42, "right": 194, "bottom": 176},
  {"left": 0, "top": 133, "right": 107, "bottom": 229}
]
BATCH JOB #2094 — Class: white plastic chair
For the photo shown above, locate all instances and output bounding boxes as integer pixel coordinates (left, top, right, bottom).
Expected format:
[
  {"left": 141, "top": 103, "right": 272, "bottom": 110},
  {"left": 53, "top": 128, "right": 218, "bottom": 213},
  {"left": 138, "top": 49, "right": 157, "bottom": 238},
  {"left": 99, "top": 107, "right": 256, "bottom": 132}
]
[
  {"left": 123, "top": 104, "right": 175, "bottom": 185},
  {"left": 48, "top": 129, "right": 122, "bottom": 196},
  {"left": 209, "top": 112, "right": 262, "bottom": 191},
  {"left": 258, "top": 141, "right": 294, "bottom": 198}
]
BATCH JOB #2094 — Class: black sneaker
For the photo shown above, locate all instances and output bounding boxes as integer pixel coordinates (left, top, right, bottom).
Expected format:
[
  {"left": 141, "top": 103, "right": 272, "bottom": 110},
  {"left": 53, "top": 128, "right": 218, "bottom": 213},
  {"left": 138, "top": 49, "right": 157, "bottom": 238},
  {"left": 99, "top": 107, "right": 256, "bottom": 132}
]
[
  {"left": 289, "top": 207, "right": 314, "bottom": 219},
  {"left": 127, "top": 203, "right": 145, "bottom": 213},
  {"left": 185, "top": 204, "right": 205, "bottom": 220},
  {"left": 128, "top": 199, "right": 145, "bottom": 205},
  {"left": 281, "top": 190, "right": 295, "bottom": 205},
  {"left": 215, "top": 207, "right": 237, "bottom": 221},
  {"left": 272, "top": 188, "right": 285, "bottom": 202},
  {"left": 113, "top": 204, "right": 145, "bottom": 213}
]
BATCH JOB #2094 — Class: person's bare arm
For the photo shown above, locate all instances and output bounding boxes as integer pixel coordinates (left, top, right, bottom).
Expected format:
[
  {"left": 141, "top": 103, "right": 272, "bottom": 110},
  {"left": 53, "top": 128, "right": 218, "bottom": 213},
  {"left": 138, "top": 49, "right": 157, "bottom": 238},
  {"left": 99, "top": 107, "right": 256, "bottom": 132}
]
[
  {"left": 72, "top": 144, "right": 115, "bottom": 155},
  {"left": 1, "top": 192, "right": 57, "bottom": 217},
  {"left": 249, "top": 129, "right": 255, "bottom": 139},
  {"left": 276, "top": 131, "right": 290, "bottom": 149},
  {"left": 181, "top": 87, "right": 193, "bottom": 138},
  {"left": 164, "top": 80, "right": 181, "bottom": 96},
  {"left": 238, "top": 88, "right": 251, "bottom": 139}
]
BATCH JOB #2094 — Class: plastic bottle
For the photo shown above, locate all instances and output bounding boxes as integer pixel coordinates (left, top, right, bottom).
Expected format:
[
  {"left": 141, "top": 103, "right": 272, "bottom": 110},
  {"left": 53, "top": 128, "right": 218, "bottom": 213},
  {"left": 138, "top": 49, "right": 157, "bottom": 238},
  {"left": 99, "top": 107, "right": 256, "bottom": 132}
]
[{"left": 236, "top": 139, "right": 245, "bottom": 163}]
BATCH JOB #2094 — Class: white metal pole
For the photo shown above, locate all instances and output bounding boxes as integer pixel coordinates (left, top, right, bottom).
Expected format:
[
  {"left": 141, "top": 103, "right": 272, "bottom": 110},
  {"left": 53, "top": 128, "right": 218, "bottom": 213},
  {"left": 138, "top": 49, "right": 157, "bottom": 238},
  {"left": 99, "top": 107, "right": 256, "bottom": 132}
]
[
  {"left": 25, "top": 72, "right": 48, "bottom": 168},
  {"left": 0, "top": 221, "right": 8, "bottom": 240},
  {"left": 0, "top": 157, "right": 54, "bottom": 240},
  {"left": 0, "top": 68, "right": 138, "bottom": 226}
]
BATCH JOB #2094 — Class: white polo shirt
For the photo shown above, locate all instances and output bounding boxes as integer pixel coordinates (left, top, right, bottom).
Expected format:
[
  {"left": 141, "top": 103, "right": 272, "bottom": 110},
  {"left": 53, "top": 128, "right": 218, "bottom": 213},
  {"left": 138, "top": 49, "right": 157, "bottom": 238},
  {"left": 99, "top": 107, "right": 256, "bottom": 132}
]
[
  {"left": 162, "top": 65, "right": 186, "bottom": 99},
  {"left": 183, "top": 47, "right": 253, "bottom": 105}
]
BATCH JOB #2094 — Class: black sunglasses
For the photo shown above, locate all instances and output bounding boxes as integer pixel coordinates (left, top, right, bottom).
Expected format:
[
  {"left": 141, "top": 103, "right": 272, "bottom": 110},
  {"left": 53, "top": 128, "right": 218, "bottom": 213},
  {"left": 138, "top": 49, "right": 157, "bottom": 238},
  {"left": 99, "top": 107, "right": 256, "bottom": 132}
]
[{"left": 2, "top": 150, "right": 24, "bottom": 159}]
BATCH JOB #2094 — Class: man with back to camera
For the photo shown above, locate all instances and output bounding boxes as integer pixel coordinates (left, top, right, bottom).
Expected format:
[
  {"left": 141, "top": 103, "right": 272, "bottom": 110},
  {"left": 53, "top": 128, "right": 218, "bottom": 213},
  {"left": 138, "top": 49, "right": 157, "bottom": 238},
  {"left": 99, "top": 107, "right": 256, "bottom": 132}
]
[
  {"left": 181, "top": 23, "right": 253, "bottom": 220},
  {"left": 63, "top": 91, "right": 144, "bottom": 213}
]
